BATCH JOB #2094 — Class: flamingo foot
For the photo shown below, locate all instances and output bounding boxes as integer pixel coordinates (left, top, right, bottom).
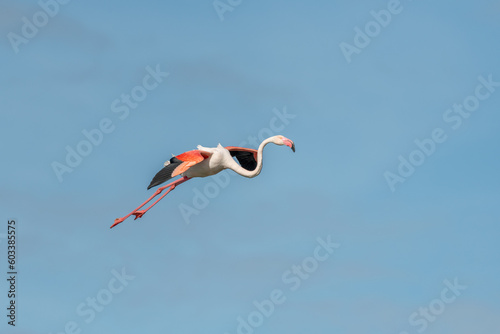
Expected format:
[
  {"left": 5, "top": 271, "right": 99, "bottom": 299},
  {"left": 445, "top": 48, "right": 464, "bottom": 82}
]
[
  {"left": 111, "top": 217, "right": 126, "bottom": 229},
  {"left": 133, "top": 210, "right": 146, "bottom": 220}
]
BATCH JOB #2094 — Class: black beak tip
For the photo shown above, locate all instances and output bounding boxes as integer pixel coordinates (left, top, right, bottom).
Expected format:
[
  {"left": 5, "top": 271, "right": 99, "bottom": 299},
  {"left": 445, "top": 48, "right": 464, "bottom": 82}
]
[{"left": 291, "top": 143, "right": 296, "bottom": 152}]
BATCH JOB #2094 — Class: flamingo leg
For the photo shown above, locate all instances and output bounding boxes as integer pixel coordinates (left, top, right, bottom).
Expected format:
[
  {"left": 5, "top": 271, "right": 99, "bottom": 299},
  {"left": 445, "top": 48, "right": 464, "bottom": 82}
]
[{"left": 111, "top": 176, "right": 190, "bottom": 228}]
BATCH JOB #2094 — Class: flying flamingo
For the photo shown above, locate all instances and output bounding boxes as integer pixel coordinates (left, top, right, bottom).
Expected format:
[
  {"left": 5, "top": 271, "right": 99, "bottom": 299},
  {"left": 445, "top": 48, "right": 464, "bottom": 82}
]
[{"left": 111, "top": 135, "right": 295, "bottom": 228}]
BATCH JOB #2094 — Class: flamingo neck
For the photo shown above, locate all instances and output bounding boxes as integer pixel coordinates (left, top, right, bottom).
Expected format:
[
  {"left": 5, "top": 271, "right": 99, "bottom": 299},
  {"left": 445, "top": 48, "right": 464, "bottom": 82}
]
[{"left": 227, "top": 137, "right": 275, "bottom": 178}]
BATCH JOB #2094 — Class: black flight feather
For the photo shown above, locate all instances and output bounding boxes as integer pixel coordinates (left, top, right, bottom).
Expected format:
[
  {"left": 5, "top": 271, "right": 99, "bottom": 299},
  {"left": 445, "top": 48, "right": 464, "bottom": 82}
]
[
  {"left": 147, "top": 157, "right": 182, "bottom": 190},
  {"left": 230, "top": 151, "right": 257, "bottom": 171}
]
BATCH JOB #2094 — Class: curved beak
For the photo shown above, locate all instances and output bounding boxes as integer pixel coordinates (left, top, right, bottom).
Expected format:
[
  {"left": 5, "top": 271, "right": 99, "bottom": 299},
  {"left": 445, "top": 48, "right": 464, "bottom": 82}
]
[{"left": 283, "top": 138, "right": 296, "bottom": 152}]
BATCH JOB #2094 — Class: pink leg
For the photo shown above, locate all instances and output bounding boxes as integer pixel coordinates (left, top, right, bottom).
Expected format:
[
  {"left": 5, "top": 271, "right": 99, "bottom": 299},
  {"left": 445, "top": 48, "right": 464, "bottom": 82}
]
[{"left": 111, "top": 177, "right": 190, "bottom": 228}]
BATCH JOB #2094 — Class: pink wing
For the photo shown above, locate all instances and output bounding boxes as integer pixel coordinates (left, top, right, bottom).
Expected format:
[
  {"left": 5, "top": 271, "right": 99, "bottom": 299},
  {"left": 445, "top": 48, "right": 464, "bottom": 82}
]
[{"left": 147, "top": 150, "right": 211, "bottom": 189}]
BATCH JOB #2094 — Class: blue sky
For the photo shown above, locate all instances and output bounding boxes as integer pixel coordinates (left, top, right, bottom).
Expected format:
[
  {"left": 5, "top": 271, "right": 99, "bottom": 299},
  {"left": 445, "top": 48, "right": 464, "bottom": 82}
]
[{"left": 1, "top": 0, "right": 500, "bottom": 333}]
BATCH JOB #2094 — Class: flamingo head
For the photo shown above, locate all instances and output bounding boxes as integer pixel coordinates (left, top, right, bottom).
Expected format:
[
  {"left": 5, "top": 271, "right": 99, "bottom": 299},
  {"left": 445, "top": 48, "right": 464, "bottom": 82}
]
[{"left": 275, "top": 135, "right": 296, "bottom": 152}]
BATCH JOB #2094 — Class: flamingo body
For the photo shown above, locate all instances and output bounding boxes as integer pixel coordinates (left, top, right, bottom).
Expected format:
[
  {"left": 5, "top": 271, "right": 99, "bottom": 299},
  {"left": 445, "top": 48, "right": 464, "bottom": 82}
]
[{"left": 111, "top": 135, "right": 295, "bottom": 228}]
